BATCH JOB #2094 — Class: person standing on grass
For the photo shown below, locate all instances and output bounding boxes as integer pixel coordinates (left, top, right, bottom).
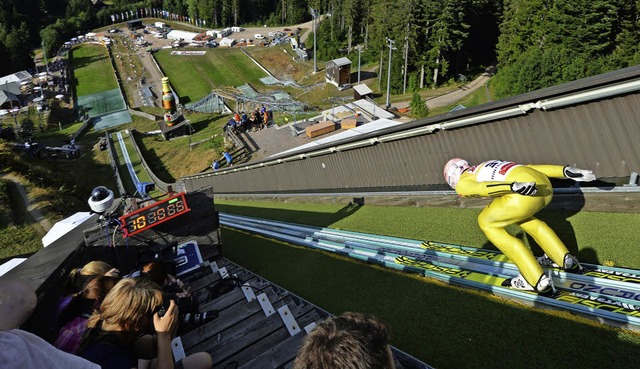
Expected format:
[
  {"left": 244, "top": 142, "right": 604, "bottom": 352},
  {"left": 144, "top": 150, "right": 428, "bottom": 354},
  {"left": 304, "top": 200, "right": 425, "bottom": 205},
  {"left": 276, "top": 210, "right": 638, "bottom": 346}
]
[
  {"left": 223, "top": 151, "right": 233, "bottom": 167},
  {"left": 443, "top": 158, "right": 596, "bottom": 294}
]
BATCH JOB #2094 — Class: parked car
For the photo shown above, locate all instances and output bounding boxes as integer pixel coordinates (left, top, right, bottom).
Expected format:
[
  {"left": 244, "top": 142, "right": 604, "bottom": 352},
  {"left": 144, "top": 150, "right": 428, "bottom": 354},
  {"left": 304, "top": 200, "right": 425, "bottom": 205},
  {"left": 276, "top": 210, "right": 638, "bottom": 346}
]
[
  {"left": 338, "top": 84, "right": 352, "bottom": 91},
  {"left": 254, "top": 34, "right": 264, "bottom": 39}
]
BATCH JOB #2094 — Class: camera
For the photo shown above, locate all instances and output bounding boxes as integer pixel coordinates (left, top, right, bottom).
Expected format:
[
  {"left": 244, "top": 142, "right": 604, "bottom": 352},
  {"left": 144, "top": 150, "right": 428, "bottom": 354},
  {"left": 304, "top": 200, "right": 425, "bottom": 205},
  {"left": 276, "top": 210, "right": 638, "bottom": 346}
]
[
  {"left": 156, "top": 298, "right": 171, "bottom": 317},
  {"left": 88, "top": 186, "right": 114, "bottom": 214}
]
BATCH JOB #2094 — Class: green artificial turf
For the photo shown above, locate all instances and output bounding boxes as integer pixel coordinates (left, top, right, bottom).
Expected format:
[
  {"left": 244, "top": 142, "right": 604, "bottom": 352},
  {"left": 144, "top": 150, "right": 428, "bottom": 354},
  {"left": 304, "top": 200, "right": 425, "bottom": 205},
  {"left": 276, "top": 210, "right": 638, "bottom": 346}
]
[
  {"left": 70, "top": 44, "right": 119, "bottom": 96},
  {"left": 153, "top": 48, "right": 269, "bottom": 104},
  {"left": 217, "top": 200, "right": 640, "bottom": 369}
]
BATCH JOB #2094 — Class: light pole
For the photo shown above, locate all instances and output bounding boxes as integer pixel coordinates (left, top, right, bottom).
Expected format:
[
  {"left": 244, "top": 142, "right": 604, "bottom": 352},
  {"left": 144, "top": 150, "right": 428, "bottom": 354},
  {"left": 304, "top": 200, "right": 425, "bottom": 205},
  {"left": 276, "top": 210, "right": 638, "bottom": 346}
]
[
  {"left": 41, "top": 41, "right": 50, "bottom": 76},
  {"left": 385, "top": 37, "right": 396, "bottom": 110},
  {"left": 309, "top": 7, "right": 318, "bottom": 73},
  {"left": 403, "top": 35, "right": 408, "bottom": 94},
  {"left": 356, "top": 45, "right": 363, "bottom": 85}
]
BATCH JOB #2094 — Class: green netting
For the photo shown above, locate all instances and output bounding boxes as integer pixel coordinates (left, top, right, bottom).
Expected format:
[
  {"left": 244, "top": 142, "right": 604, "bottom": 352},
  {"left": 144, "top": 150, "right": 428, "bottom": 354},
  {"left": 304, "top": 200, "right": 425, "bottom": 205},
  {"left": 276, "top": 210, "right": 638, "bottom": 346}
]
[
  {"left": 77, "top": 88, "right": 127, "bottom": 117},
  {"left": 93, "top": 110, "right": 132, "bottom": 131},
  {"left": 259, "top": 76, "right": 281, "bottom": 85},
  {"left": 236, "top": 84, "right": 259, "bottom": 98},
  {"left": 272, "top": 92, "right": 291, "bottom": 101}
]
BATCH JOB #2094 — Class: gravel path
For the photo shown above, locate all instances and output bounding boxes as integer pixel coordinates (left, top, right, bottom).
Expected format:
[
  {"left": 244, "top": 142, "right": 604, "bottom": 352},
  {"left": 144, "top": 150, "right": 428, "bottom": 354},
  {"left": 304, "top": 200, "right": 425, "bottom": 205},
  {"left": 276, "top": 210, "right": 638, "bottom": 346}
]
[
  {"left": 391, "top": 73, "right": 491, "bottom": 110},
  {"left": 1, "top": 173, "right": 51, "bottom": 232}
]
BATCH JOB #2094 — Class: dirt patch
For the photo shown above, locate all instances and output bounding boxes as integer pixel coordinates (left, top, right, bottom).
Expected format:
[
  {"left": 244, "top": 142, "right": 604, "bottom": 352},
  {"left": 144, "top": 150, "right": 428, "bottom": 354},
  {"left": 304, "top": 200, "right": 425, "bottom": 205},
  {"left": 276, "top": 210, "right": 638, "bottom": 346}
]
[{"left": 247, "top": 47, "right": 311, "bottom": 82}]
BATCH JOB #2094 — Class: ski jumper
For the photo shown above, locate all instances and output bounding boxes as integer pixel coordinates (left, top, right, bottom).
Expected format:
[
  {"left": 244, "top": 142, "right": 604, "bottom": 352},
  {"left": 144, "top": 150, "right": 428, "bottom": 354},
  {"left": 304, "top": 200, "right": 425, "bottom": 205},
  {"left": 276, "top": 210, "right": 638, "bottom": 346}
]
[{"left": 455, "top": 160, "right": 570, "bottom": 287}]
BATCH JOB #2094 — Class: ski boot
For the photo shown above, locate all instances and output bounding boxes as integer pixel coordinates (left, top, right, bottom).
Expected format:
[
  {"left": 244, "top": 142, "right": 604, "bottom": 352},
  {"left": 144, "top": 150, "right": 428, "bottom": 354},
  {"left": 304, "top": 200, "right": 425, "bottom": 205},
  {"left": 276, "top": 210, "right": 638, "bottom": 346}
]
[
  {"left": 537, "top": 253, "right": 584, "bottom": 273},
  {"left": 502, "top": 273, "right": 554, "bottom": 295}
]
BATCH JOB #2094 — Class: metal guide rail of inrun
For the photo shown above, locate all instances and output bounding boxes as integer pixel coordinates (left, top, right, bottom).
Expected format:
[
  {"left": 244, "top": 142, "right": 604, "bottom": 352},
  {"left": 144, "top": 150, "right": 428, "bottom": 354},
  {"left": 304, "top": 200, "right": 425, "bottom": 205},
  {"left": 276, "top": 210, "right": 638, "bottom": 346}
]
[{"left": 219, "top": 213, "right": 640, "bottom": 331}]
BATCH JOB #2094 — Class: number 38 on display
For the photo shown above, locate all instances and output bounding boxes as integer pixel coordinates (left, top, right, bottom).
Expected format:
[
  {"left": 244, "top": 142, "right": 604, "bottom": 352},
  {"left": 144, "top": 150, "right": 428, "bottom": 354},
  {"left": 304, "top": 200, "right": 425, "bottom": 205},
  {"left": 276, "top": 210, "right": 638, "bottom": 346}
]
[{"left": 119, "top": 193, "right": 190, "bottom": 237}]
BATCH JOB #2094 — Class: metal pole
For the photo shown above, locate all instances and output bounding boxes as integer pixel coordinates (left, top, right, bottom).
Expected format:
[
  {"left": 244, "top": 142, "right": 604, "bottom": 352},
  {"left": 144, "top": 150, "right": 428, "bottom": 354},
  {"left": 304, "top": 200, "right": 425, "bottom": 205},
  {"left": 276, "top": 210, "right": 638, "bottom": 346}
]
[
  {"left": 403, "top": 36, "right": 408, "bottom": 95},
  {"left": 42, "top": 42, "right": 50, "bottom": 76},
  {"left": 357, "top": 46, "right": 362, "bottom": 85},
  {"left": 313, "top": 13, "right": 317, "bottom": 73},
  {"left": 385, "top": 38, "right": 395, "bottom": 109}
]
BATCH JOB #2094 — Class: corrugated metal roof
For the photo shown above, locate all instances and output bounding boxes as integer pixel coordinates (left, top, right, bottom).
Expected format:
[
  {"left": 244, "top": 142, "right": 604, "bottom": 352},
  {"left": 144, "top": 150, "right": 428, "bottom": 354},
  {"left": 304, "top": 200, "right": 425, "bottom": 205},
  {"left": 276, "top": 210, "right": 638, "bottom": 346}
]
[
  {"left": 353, "top": 83, "right": 373, "bottom": 95},
  {"left": 330, "top": 57, "right": 352, "bottom": 67},
  {"left": 181, "top": 66, "right": 640, "bottom": 194}
]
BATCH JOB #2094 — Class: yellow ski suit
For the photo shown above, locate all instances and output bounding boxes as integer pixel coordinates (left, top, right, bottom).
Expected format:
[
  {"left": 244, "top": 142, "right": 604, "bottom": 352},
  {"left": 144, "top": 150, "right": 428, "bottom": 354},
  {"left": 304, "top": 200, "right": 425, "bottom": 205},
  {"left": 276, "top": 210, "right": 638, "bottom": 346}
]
[{"left": 456, "top": 160, "right": 569, "bottom": 288}]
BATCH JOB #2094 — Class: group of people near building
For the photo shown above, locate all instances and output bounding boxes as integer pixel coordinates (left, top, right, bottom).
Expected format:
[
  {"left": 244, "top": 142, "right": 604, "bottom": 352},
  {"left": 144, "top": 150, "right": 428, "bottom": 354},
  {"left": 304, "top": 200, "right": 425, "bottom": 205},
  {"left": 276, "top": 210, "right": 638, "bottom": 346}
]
[
  {"left": 1, "top": 259, "right": 398, "bottom": 369},
  {"left": 223, "top": 104, "right": 272, "bottom": 134}
]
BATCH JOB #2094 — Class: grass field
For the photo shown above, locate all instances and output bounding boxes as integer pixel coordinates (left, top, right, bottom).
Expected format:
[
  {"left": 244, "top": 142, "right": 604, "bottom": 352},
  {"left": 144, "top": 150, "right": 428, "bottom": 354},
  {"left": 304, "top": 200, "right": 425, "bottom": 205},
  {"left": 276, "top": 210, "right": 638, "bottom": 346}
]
[
  {"left": 128, "top": 108, "right": 229, "bottom": 181},
  {"left": 154, "top": 48, "right": 270, "bottom": 104},
  {"left": 0, "top": 180, "right": 44, "bottom": 261},
  {"left": 70, "top": 44, "right": 119, "bottom": 96},
  {"left": 217, "top": 200, "right": 640, "bottom": 369},
  {"left": 245, "top": 46, "right": 316, "bottom": 83},
  {"left": 430, "top": 85, "right": 493, "bottom": 116}
]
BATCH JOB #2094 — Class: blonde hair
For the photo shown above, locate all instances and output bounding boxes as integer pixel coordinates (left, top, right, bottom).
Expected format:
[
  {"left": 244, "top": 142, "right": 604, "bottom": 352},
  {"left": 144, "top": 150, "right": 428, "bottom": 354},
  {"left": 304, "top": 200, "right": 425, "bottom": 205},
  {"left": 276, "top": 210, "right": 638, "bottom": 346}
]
[
  {"left": 65, "top": 261, "right": 115, "bottom": 296},
  {"left": 86, "top": 278, "right": 162, "bottom": 334},
  {"left": 80, "top": 261, "right": 113, "bottom": 276}
]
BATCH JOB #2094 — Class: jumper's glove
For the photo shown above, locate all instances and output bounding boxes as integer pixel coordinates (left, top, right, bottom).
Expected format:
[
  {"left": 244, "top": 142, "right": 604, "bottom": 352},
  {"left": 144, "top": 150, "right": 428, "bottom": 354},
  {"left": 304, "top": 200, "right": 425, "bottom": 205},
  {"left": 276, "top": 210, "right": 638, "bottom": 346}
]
[
  {"left": 563, "top": 166, "right": 596, "bottom": 182},
  {"left": 511, "top": 182, "right": 537, "bottom": 196}
]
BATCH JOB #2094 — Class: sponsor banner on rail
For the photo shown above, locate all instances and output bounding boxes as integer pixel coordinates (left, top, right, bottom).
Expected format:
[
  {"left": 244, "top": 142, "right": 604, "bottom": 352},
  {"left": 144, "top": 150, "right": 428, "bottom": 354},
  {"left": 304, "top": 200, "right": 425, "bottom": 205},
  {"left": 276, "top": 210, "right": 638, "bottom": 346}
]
[{"left": 170, "top": 51, "right": 207, "bottom": 56}]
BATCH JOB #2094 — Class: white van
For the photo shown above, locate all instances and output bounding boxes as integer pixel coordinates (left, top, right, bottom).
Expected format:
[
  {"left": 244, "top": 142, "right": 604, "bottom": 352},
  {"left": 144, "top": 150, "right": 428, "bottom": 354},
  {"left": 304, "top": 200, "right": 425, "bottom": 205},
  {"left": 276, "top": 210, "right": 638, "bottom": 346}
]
[{"left": 254, "top": 34, "right": 264, "bottom": 39}]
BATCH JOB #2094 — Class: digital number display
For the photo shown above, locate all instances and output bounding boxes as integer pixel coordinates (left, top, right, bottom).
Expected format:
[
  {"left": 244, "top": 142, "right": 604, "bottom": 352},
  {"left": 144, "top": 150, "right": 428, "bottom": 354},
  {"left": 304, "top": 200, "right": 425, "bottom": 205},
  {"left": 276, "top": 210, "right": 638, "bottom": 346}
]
[{"left": 119, "top": 192, "right": 191, "bottom": 237}]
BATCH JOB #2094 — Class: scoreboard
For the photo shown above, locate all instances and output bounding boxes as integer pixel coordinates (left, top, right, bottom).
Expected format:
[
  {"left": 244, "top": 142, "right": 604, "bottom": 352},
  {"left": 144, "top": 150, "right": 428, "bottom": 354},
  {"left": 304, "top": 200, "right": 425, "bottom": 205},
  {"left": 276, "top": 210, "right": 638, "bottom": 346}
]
[{"left": 119, "top": 192, "right": 191, "bottom": 237}]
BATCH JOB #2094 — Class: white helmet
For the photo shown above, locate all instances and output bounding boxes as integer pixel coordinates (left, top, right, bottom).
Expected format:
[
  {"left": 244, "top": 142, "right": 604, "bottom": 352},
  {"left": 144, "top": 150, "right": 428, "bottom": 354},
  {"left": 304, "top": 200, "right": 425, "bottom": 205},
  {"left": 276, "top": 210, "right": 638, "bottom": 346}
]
[{"left": 443, "top": 158, "right": 470, "bottom": 189}]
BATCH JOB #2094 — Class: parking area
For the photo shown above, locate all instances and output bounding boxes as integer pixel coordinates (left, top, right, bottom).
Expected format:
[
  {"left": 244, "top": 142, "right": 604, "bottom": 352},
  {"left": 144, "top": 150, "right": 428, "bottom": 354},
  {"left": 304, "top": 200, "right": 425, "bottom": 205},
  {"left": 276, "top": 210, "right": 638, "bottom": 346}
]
[{"left": 129, "top": 20, "right": 314, "bottom": 50}]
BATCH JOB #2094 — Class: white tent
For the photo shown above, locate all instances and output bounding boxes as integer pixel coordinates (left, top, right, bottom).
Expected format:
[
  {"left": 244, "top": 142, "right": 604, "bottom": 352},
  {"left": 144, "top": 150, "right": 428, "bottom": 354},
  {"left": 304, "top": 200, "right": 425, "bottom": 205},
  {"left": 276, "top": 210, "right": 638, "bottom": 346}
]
[
  {"left": 167, "top": 30, "right": 198, "bottom": 42},
  {"left": 42, "top": 212, "right": 94, "bottom": 247}
]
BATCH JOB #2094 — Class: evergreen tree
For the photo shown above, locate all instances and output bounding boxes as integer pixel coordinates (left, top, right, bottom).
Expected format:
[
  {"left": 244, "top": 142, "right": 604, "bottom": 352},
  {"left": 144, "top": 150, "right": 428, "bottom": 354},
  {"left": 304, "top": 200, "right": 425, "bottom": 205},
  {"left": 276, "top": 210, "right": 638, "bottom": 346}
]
[
  {"left": 4, "top": 24, "right": 32, "bottom": 73},
  {"left": 409, "top": 92, "right": 429, "bottom": 118}
]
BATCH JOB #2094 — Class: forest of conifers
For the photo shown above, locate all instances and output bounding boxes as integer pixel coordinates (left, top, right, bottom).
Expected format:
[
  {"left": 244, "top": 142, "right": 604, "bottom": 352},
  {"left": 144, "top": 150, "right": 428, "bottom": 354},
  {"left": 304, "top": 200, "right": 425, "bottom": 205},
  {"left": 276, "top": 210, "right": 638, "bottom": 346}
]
[{"left": 2, "top": 0, "right": 640, "bottom": 99}]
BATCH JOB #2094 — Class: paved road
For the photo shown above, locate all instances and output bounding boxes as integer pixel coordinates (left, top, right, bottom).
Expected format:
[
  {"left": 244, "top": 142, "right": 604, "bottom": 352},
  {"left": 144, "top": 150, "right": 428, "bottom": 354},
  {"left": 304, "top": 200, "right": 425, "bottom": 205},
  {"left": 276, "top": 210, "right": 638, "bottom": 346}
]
[{"left": 392, "top": 73, "right": 492, "bottom": 110}]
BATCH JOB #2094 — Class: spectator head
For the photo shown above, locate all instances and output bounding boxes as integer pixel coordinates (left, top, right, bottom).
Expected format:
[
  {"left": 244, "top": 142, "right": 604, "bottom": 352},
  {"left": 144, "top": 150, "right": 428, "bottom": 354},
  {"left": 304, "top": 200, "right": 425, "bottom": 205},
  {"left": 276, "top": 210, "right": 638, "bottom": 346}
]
[
  {"left": 82, "top": 275, "right": 121, "bottom": 306},
  {"left": 80, "top": 261, "right": 114, "bottom": 276},
  {"left": 65, "top": 261, "right": 118, "bottom": 295},
  {"left": 140, "top": 261, "right": 169, "bottom": 287},
  {"left": 293, "top": 312, "right": 395, "bottom": 369},
  {"left": 87, "top": 278, "right": 162, "bottom": 337}
]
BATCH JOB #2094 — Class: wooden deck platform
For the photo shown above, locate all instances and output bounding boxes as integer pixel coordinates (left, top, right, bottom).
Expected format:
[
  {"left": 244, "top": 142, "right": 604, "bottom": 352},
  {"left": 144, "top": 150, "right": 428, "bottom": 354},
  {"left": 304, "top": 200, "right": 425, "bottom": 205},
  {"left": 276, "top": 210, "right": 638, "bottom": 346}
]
[
  {"left": 174, "top": 257, "right": 326, "bottom": 368},
  {"left": 163, "top": 254, "right": 425, "bottom": 369},
  {"left": 5, "top": 186, "right": 430, "bottom": 369}
]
